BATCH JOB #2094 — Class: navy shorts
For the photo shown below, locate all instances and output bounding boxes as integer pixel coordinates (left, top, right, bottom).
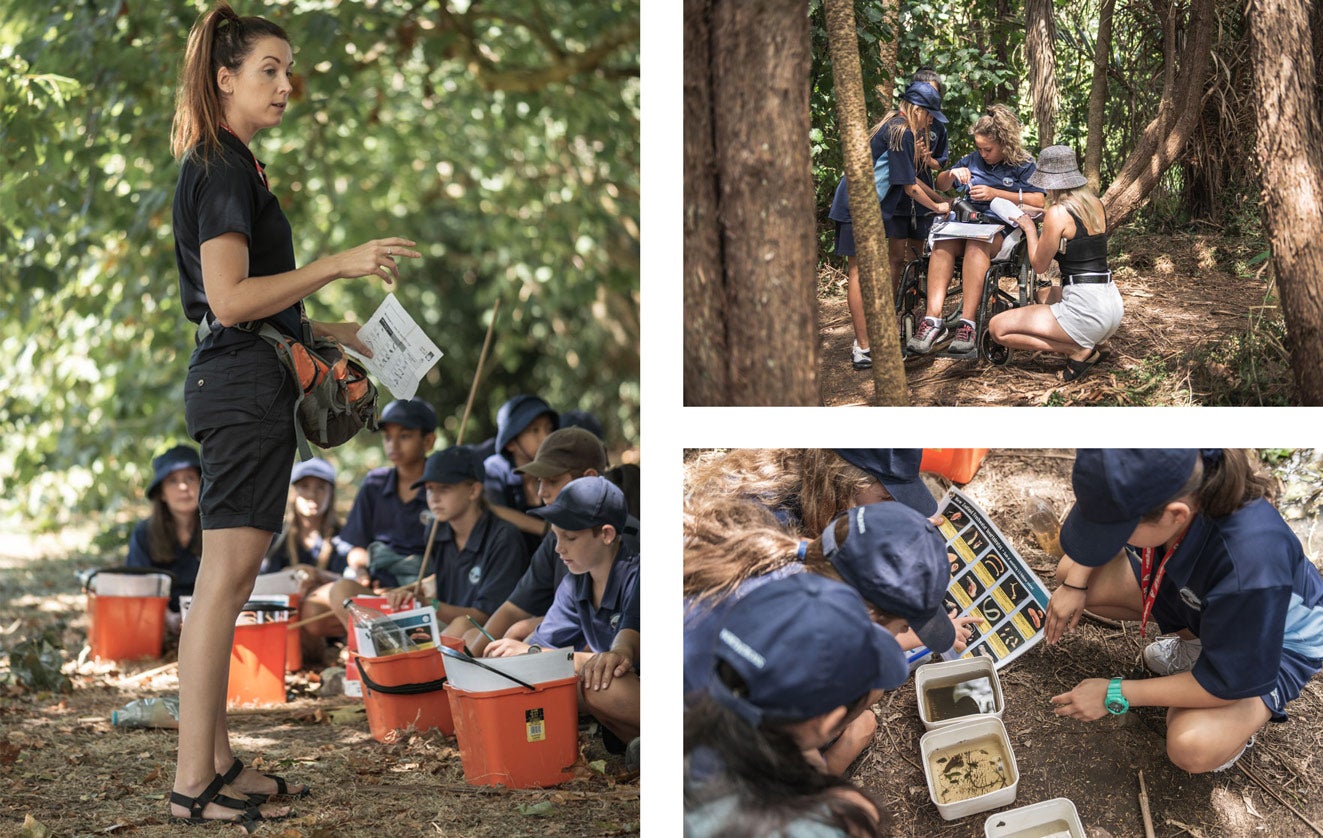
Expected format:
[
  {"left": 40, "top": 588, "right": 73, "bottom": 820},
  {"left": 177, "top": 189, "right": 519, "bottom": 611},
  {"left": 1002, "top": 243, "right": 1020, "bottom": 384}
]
[
  {"left": 834, "top": 220, "right": 857, "bottom": 256},
  {"left": 1127, "top": 551, "right": 1322, "bottom": 721},
  {"left": 184, "top": 338, "right": 297, "bottom": 533},
  {"left": 883, "top": 212, "right": 934, "bottom": 242}
]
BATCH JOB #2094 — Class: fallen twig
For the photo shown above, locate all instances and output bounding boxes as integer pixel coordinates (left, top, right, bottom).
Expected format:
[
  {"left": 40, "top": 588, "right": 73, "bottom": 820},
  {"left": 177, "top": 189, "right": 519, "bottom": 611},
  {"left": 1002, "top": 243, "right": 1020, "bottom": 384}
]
[
  {"left": 1238, "top": 762, "right": 1323, "bottom": 837},
  {"left": 116, "top": 661, "right": 178, "bottom": 684},
  {"left": 1138, "top": 769, "right": 1156, "bottom": 838}
]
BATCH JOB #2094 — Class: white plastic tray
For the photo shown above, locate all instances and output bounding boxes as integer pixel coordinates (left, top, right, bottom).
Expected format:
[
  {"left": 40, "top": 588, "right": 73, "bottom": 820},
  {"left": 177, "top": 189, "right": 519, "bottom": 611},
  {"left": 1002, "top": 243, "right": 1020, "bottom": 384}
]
[
  {"left": 915, "top": 656, "right": 1005, "bottom": 730},
  {"left": 984, "top": 797, "right": 1084, "bottom": 837},
  {"left": 921, "top": 716, "right": 1019, "bottom": 820}
]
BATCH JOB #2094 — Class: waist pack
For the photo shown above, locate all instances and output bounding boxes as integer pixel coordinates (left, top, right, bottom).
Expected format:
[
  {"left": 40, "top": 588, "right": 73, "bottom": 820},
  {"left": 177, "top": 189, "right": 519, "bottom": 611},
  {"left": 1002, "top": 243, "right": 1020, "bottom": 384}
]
[{"left": 196, "top": 313, "right": 378, "bottom": 459}]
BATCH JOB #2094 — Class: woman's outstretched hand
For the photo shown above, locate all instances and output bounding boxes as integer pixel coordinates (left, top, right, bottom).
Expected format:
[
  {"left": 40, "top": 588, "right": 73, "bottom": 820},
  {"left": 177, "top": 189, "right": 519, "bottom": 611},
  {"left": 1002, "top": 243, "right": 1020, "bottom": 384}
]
[{"left": 333, "top": 237, "right": 421, "bottom": 286}]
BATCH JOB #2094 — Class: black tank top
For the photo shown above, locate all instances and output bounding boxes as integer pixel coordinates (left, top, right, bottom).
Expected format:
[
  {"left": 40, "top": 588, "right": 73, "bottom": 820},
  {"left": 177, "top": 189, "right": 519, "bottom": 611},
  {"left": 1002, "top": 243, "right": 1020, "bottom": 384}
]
[{"left": 1054, "top": 209, "right": 1109, "bottom": 276}]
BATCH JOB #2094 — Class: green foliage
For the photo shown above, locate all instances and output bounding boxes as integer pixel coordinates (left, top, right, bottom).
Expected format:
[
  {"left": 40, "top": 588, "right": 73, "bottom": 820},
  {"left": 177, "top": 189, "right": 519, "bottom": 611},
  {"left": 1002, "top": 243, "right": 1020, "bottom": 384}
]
[{"left": 0, "top": 0, "right": 639, "bottom": 529}]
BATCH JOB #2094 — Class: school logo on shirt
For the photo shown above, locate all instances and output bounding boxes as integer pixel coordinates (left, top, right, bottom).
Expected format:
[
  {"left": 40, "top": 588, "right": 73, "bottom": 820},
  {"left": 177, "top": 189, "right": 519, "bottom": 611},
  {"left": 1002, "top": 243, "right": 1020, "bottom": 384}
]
[
  {"left": 1178, "top": 587, "right": 1203, "bottom": 611},
  {"left": 929, "top": 130, "right": 937, "bottom": 144},
  {"left": 468, "top": 565, "right": 482, "bottom": 586},
  {"left": 1002, "top": 176, "right": 1015, "bottom": 187},
  {"left": 610, "top": 613, "right": 621, "bottom": 630}
]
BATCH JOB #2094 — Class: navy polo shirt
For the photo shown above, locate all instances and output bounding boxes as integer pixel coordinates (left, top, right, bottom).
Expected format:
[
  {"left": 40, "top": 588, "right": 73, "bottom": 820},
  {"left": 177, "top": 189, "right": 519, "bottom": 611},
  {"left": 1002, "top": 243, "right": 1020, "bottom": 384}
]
[
  {"left": 879, "top": 117, "right": 939, "bottom": 219},
  {"left": 126, "top": 520, "right": 201, "bottom": 612},
  {"left": 1145, "top": 498, "right": 1323, "bottom": 700},
  {"left": 528, "top": 549, "right": 640, "bottom": 663},
  {"left": 426, "top": 510, "right": 530, "bottom": 613},
  {"left": 173, "top": 129, "right": 302, "bottom": 353},
  {"left": 949, "top": 151, "right": 1043, "bottom": 215},
  {"left": 339, "top": 466, "right": 430, "bottom": 557},
  {"left": 506, "top": 514, "right": 642, "bottom": 616},
  {"left": 830, "top": 121, "right": 946, "bottom": 225}
]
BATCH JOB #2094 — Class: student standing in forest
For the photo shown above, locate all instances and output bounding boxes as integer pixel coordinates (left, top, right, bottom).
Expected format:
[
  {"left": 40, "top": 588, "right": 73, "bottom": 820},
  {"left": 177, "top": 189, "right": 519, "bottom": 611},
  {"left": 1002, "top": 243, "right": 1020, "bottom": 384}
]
[{"left": 169, "top": 2, "right": 419, "bottom": 824}]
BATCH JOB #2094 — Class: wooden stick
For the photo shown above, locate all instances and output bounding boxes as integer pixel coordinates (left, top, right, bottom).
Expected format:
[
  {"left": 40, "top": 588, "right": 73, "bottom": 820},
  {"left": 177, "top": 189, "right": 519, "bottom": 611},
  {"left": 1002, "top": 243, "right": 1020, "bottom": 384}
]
[
  {"left": 117, "top": 661, "right": 179, "bottom": 684},
  {"left": 1138, "top": 769, "right": 1156, "bottom": 838},
  {"left": 456, "top": 297, "right": 500, "bottom": 446},
  {"left": 1238, "top": 763, "right": 1323, "bottom": 837}
]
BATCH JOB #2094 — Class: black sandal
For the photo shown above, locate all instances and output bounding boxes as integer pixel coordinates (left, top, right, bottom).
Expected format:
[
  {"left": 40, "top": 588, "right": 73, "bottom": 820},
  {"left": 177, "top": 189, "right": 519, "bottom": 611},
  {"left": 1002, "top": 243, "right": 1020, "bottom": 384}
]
[
  {"left": 1062, "top": 349, "right": 1102, "bottom": 382},
  {"left": 169, "top": 773, "right": 258, "bottom": 826},
  {"left": 224, "top": 756, "right": 311, "bottom": 804}
]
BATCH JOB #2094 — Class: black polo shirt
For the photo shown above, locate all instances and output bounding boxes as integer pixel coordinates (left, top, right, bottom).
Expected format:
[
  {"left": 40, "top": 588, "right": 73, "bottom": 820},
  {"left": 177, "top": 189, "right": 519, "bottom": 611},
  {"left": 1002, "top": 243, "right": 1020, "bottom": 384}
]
[{"left": 173, "top": 129, "right": 302, "bottom": 353}]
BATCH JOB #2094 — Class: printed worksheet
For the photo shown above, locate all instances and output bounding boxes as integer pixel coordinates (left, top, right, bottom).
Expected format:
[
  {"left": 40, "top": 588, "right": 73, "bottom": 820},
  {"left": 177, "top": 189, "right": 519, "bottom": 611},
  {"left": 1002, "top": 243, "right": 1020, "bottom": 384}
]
[
  {"left": 349, "top": 294, "right": 443, "bottom": 401},
  {"left": 907, "top": 488, "right": 1051, "bottom": 670}
]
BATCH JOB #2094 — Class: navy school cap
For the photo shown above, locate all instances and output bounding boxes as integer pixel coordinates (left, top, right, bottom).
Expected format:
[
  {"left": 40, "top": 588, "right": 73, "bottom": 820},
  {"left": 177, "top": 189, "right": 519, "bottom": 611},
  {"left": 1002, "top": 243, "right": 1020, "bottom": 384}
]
[
  {"left": 1060, "top": 449, "right": 1199, "bottom": 568},
  {"left": 411, "top": 445, "right": 486, "bottom": 490},
  {"left": 529, "top": 475, "right": 627, "bottom": 532},
  {"left": 707, "top": 573, "right": 908, "bottom": 727},
  {"left": 494, "top": 394, "right": 559, "bottom": 454},
  {"left": 835, "top": 449, "right": 937, "bottom": 517},
  {"left": 901, "top": 80, "right": 948, "bottom": 124},
  {"left": 823, "top": 502, "right": 955, "bottom": 655},
  {"left": 290, "top": 457, "right": 336, "bottom": 485},
  {"left": 148, "top": 444, "right": 201, "bottom": 498},
  {"left": 379, "top": 398, "right": 437, "bottom": 433}
]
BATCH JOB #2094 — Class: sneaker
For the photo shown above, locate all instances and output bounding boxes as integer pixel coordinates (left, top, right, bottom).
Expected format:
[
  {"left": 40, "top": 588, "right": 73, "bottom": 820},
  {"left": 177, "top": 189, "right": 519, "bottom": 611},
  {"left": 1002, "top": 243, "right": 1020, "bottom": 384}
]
[
  {"left": 1213, "top": 735, "right": 1254, "bottom": 773},
  {"left": 906, "top": 316, "right": 949, "bottom": 354},
  {"left": 1142, "top": 637, "right": 1203, "bottom": 675},
  {"left": 625, "top": 737, "right": 640, "bottom": 771},
  {"left": 949, "top": 319, "right": 977, "bottom": 353},
  {"left": 851, "top": 342, "right": 872, "bottom": 370}
]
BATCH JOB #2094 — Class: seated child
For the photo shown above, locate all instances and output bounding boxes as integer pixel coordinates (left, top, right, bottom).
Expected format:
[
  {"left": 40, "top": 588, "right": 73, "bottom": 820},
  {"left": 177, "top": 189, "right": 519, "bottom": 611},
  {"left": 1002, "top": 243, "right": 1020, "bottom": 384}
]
[
  {"left": 125, "top": 444, "right": 203, "bottom": 634},
  {"left": 463, "top": 427, "right": 641, "bottom": 656},
  {"left": 486, "top": 477, "right": 640, "bottom": 749},
  {"left": 482, "top": 394, "right": 558, "bottom": 518},
  {"left": 385, "top": 445, "right": 529, "bottom": 636},
  {"left": 684, "top": 572, "right": 897, "bottom": 837}
]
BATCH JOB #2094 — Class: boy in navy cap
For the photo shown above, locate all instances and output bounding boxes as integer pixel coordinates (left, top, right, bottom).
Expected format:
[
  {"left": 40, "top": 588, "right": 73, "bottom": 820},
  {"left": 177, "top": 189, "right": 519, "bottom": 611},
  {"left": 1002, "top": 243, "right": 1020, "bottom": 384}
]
[
  {"left": 383, "top": 446, "right": 529, "bottom": 637},
  {"left": 1048, "top": 449, "right": 1323, "bottom": 773},
  {"left": 685, "top": 573, "right": 893, "bottom": 836},
  {"left": 486, "top": 477, "right": 640, "bottom": 748},
  {"left": 464, "top": 428, "right": 641, "bottom": 657}
]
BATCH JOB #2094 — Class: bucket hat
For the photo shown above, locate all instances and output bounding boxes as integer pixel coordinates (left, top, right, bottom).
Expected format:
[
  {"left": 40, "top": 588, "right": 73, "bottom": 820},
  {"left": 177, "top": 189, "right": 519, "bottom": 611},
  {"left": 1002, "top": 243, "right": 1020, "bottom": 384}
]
[
  {"left": 148, "top": 445, "right": 201, "bottom": 498},
  {"left": 1027, "top": 145, "right": 1089, "bottom": 190}
]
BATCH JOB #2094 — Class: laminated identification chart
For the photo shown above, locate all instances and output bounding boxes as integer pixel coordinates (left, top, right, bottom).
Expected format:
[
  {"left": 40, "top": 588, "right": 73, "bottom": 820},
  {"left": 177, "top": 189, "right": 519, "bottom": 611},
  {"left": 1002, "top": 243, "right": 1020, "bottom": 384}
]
[
  {"left": 909, "top": 488, "right": 1050, "bottom": 670},
  {"left": 351, "top": 294, "right": 444, "bottom": 401}
]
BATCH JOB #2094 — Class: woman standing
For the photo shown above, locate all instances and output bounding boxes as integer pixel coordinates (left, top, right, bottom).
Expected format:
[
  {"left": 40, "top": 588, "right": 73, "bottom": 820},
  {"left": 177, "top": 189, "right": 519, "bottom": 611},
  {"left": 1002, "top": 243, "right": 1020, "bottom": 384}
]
[{"left": 169, "top": 3, "right": 419, "bottom": 824}]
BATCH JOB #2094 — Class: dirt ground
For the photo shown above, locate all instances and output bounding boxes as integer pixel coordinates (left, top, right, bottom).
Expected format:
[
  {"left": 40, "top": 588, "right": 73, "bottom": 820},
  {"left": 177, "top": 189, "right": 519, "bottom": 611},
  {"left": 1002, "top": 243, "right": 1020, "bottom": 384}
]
[
  {"left": 851, "top": 450, "right": 1323, "bottom": 837},
  {"left": 0, "top": 538, "right": 639, "bottom": 837},
  {"left": 817, "top": 232, "right": 1289, "bottom": 406}
]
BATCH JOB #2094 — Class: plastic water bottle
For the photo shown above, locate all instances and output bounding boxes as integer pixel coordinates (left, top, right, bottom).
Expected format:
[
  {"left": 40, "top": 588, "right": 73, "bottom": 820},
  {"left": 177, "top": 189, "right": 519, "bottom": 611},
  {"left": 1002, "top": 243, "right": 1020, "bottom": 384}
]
[
  {"left": 112, "top": 696, "right": 180, "bottom": 729},
  {"left": 343, "top": 600, "right": 415, "bottom": 656},
  {"left": 1026, "top": 495, "right": 1063, "bottom": 558}
]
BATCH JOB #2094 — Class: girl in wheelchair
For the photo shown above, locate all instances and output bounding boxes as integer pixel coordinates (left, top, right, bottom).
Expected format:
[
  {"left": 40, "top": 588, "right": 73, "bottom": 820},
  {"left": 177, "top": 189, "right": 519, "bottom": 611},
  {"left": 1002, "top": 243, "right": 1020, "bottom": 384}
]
[
  {"left": 987, "top": 146, "right": 1123, "bottom": 382},
  {"left": 907, "top": 105, "right": 1045, "bottom": 354}
]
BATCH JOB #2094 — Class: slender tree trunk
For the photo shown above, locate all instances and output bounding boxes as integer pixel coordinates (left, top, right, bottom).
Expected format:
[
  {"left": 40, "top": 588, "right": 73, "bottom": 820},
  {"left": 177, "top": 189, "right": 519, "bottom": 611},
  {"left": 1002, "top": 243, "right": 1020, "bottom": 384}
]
[
  {"left": 1248, "top": 0, "right": 1323, "bottom": 404},
  {"left": 824, "top": 0, "right": 908, "bottom": 405},
  {"left": 682, "top": 0, "right": 819, "bottom": 405},
  {"left": 1025, "top": 0, "right": 1058, "bottom": 145},
  {"left": 1084, "top": 0, "right": 1115, "bottom": 190},
  {"left": 877, "top": 0, "right": 899, "bottom": 103},
  {"left": 1100, "top": 0, "right": 1215, "bottom": 227},
  {"left": 991, "top": 0, "right": 1015, "bottom": 105}
]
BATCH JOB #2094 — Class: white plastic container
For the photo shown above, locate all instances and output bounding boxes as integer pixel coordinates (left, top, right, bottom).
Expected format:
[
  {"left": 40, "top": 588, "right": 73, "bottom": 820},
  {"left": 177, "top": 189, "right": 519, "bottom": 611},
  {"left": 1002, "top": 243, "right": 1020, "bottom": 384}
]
[
  {"left": 90, "top": 572, "right": 171, "bottom": 597},
  {"left": 921, "top": 716, "right": 1020, "bottom": 820},
  {"left": 984, "top": 798, "right": 1084, "bottom": 838},
  {"left": 442, "top": 648, "right": 574, "bottom": 692},
  {"left": 916, "top": 656, "right": 1005, "bottom": 730}
]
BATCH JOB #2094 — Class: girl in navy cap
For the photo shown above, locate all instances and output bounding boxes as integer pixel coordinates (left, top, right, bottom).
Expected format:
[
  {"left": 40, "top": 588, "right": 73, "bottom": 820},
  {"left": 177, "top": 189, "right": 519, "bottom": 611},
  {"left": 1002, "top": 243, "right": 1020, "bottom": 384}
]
[
  {"left": 126, "top": 445, "right": 204, "bottom": 634},
  {"left": 909, "top": 105, "right": 1046, "bottom": 355},
  {"left": 1048, "top": 449, "right": 1323, "bottom": 773},
  {"left": 685, "top": 572, "right": 896, "bottom": 837}
]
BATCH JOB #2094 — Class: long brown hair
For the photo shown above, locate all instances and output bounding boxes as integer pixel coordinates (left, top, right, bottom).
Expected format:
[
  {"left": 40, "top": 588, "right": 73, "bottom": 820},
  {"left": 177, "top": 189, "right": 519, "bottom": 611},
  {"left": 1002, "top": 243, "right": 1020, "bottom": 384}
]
[
  {"left": 282, "top": 480, "right": 342, "bottom": 569},
  {"left": 683, "top": 449, "right": 875, "bottom": 537},
  {"left": 170, "top": 2, "right": 289, "bottom": 161},
  {"left": 1142, "top": 449, "right": 1276, "bottom": 521},
  {"left": 147, "top": 493, "right": 202, "bottom": 566}
]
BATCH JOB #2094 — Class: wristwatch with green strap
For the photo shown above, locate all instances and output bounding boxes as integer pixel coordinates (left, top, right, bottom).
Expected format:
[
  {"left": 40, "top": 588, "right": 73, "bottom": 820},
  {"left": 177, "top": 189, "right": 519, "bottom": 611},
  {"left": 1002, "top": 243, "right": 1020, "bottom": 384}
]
[{"left": 1105, "top": 677, "right": 1129, "bottom": 715}]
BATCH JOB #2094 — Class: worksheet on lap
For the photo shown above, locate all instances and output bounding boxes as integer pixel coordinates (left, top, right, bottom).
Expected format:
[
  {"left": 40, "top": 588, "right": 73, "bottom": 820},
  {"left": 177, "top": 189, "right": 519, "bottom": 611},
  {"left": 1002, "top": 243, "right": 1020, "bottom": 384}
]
[{"left": 349, "top": 294, "right": 444, "bottom": 401}]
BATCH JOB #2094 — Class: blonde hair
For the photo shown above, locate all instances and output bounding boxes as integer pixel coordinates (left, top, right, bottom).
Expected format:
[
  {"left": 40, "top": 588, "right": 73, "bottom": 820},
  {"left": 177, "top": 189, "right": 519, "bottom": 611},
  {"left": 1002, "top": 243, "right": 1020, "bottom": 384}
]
[
  {"left": 877, "top": 101, "right": 932, "bottom": 170},
  {"left": 1047, "top": 185, "right": 1107, "bottom": 237},
  {"left": 683, "top": 449, "right": 876, "bottom": 536},
  {"left": 971, "top": 104, "right": 1031, "bottom": 167}
]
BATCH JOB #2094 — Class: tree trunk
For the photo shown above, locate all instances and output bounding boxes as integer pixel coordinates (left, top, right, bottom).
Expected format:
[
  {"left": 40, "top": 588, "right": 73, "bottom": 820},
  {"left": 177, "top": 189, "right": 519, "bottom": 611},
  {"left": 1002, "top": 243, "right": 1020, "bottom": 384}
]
[
  {"left": 682, "top": 0, "right": 819, "bottom": 405},
  {"left": 876, "top": 0, "right": 899, "bottom": 103},
  {"left": 824, "top": 0, "right": 908, "bottom": 406},
  {"left": 1084, "top": 0, "right": 1115, "bottom": 191},
  {"left": 1100, "top": 0, "right": 1215, "bottom": 227},
  {"left": 1025, "top": 0, "right": 1058, "bottom": 146},
  {"left": 1248, "top": 0, "right": 1323, "bottom": 404},
  {"left": 991, "top": 0, "right": 1015, "bottom": 105}
]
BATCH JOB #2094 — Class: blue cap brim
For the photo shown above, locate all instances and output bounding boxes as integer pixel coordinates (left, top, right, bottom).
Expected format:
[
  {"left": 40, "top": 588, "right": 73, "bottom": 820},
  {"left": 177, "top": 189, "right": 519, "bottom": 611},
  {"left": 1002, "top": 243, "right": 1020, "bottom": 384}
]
[
  {"left": 881, "top": 477, "right": 937, "bottom": 517},
  {"left": 1059, "top": 502, "right": 1136, "bottom": 568},
  {"left": 869, "top": 624, "right": 912, "bottom": 691},
  {"left": 909, "top": 607, "right": 956, "bottom": 658},
  {"left": 928, "top": 108, "right": 948, "bottom": 124}
]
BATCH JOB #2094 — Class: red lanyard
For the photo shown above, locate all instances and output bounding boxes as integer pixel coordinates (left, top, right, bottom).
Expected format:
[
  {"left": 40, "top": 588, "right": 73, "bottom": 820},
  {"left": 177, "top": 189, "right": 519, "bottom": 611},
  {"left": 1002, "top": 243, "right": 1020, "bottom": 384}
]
[
  {"left": 219, "top": 124, "right": 269, "bottom": 190},
  {"left": 1138, "top": 525, "right": 1189, "bottom": 637}
]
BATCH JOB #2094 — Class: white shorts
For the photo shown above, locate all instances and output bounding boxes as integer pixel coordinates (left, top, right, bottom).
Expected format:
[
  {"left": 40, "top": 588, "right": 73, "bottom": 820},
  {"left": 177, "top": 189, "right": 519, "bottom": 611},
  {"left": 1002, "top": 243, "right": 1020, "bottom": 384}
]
[{"left": 1050, "top": 282, "right": 1124, "bottom": 350}]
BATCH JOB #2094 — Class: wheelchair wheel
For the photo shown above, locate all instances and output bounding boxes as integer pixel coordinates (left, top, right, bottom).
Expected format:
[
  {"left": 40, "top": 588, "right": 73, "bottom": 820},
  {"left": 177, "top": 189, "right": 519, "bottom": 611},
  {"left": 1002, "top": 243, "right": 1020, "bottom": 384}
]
[
  {"left": 976, "top": 281, "right": 1014, "bottom": 366},
  {"left": 896, "top": 259, "right": 925, "bottom": 349}
]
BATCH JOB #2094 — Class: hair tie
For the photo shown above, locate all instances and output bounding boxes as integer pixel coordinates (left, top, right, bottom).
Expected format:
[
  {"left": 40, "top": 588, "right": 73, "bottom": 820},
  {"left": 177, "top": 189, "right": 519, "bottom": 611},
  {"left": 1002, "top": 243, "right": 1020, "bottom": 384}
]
[
  {"left": 796, "top": 540, "right": 808, "bottom": 560},
  {"left": 1199, "top": 448, "right": 1224, "bottom": 468}
]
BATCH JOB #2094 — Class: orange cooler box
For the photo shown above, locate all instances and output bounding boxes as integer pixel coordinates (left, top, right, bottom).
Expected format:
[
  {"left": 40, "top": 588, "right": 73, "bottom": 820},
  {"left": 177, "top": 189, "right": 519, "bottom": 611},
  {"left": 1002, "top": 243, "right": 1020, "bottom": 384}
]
[
  {"left": 227, "top": 602, "right": 291, "bottom": 707},
  {"left": 85, "top": 569, "right": 173, "bottom": 663},
  {"left": 355, "top": 644, "right": 457, "bottom": 742},
  {"left": 921, "top": 448, "right": 990, "bottom": 484},
  {"left": 445, "top": 676, "right": 579, "bottom": 788}
]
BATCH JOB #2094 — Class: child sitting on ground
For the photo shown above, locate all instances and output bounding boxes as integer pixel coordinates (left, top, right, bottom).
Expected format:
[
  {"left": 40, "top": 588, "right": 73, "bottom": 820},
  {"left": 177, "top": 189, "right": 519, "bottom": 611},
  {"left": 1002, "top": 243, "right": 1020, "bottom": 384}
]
[
  {"left": 125, "top": 444, "right": 204, "bottom": 634},
  {"left": 384, "top": 445, "right": 529, "bottom": 637},
  {"left": 485, "top": 477, "right": 640, "bottom": 751}
]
